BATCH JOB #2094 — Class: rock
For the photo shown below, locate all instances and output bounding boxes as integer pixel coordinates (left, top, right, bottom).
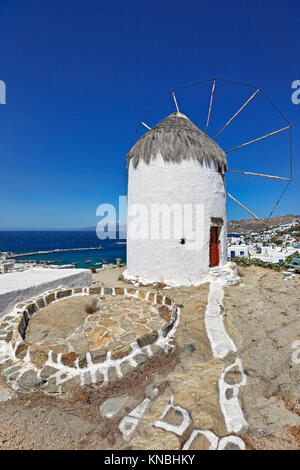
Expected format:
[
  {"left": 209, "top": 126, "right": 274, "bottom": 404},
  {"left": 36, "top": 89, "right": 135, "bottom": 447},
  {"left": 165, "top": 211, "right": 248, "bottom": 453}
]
[
  {"left": 17, "top": 370, "right": 42, "bottom": 389},
  {"left": 29, "top": 346, "right": 49, "bottom": 367},
  {"left": 2, "top": 365, "right": 22, "bottom": 381},
  {"left": 27, "top": 303, "right": 37, "bottom": 316},
  {"left": 224, "top": 366, "right": 243, "bottom": 385},
  {"left": 137, "top": 331, "right": 158, "bottom": 348},
  {"left": 41, "top": 377, "right": 58, "bottom": 393},
  {"left": 61, "top": 352, "right": 78, "bottom": 368},
  {"left": 57, "top": 289, "right": 72, "bottom": 299},
  {"left": 88, "top": 326, "right": 107, "bottom": 343},
  {"left": 183, "top": 343, "right": 196, "bottom": 353},
  {"left": 36, "top": 297, "right": 45, "bottom": 309},
  {"left": 78, "top": 354, "right": 88, "bottom": 368},
  {"left": 134, "top": 354, "right": 147, "bottom": 366},
  {"left": 92, "top": 334, "right": 110, "bottom": 351},
  {"left": 161, "top": 322, "right": 174, "bottom": 338},
  {"left": 61, "top": 375, "right": 80, "bottom": 392},
  {"left": 114, "top": 287, "right": 124, "bottom": 295},
  {"left": 99, "top": 395, "right": 130, "bottom": 418},
  {"left": 107, "top": 366, "right": 118, "bottom": 382},
  {"left": 90, "top": 348, "right": 107, "bottom": 364},
  {"left": 151, "top": 344, "right": 164, "bottom": 356},
  {"left": 111, "top": 344, "right": 132, "bottom": 360},
  {"left": 45, "top": 293, "right": 55, "bottom": 304},
  {"left": 83, "top": 371, "right": 92, "bottom": 385},
  {"left": 40, "top": 365, "right": 58, "bottom": 379},
  {"left": 0, "top": 387, "right": 15, "bottom": 402},
  {"left": 5, "top": 331, "right": 13, "bottom": 343},
  {"left": 0, "top": 360, "right": 14, "bottom": 373},
  {"left": 70, "top": 334, "right": 89, "bottom": 354},
  {"left": 15, "top": 341, "right": 30, "bottom": 359},
  {"left": 89, "top": 287, "right": 101, "bottom": 294},
  {"left": 103, "top": 287, "right": 112, "bottom": 295},
  {"left": 95, "top": 370, "right": 104, "bottom": 384},
  {"left": 158, "top": 305, "right": 172, "bottom": 322},
  {"left": 120, "top": 361, "right": 135, "bottom": 377},
  {"left": 18, "top": 316, "right": 27, "bottom": 338}
]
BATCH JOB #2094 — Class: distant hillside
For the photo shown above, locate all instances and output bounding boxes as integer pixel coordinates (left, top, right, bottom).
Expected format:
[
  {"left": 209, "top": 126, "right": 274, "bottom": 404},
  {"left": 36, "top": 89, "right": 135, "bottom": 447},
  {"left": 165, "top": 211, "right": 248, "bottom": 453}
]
[
  {"left": 79, "top": 215, "right": 300, "bottom": 235},
  {"left": 227, "top": 214, "right": 300, "bottom": 234}
]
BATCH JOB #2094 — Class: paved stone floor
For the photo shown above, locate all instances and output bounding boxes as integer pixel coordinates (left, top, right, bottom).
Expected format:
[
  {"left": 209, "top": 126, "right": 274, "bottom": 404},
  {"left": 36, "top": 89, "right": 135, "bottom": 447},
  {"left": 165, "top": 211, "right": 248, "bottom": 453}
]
[{"left": 26, "top": 295, "right": 165, "bottom": 356}]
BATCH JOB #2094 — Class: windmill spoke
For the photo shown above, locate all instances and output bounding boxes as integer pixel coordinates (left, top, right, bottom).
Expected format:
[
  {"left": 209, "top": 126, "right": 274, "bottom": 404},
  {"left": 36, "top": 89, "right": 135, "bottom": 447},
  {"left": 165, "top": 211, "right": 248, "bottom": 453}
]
[
  {"left": 227, "top": 170, "right": 291, "bottom": 181},
  {"left": 205, "top": 79, "right": 216, "bottom": 135},
  {"left": 141, "top": 121, "right": 152, "bottom": 130},
  {"left": 172, "top": 90, "right": 180, "bottom": 113},
  {"left": 213, "top": 88, "right": 260, "bottom": 140},
  {"left": 226, "top": 125, "right": 292, "bottom": 153},
  {"left": 226, "top": 192, "right": 264, "bottom": 223}
]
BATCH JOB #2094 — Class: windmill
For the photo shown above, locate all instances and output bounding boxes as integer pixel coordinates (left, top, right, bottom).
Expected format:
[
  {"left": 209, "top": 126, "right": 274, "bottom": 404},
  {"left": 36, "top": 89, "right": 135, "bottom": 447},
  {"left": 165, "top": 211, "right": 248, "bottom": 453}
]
[{"left": 124, "top": 78, "right": 293, "bottom": 286}]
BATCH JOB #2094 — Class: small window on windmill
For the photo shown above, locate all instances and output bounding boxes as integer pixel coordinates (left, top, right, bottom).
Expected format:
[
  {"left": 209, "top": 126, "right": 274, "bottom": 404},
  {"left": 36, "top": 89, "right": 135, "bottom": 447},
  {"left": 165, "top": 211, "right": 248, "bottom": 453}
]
[{"left": 180, "top": 238, "right": 185, "bottom": 245}]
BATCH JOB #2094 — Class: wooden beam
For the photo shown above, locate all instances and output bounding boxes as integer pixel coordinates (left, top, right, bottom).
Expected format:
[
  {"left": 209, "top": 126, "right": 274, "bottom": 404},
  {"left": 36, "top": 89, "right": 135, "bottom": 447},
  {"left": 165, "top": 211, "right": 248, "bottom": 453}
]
[
  {"left": 213, "top": 88, "right": 260, "bottom": 140},
  {"left": 226, "top": 125, "right": 292, "bottom": 153},
  {"left": 227, "top": 170, "right": 292, "bottom": 181},
  {"left": 226, "top": 192, "right": 264, "bottom": 223},
  {"left": 205, "top": 79, "right": 216, "bottom": 135}
]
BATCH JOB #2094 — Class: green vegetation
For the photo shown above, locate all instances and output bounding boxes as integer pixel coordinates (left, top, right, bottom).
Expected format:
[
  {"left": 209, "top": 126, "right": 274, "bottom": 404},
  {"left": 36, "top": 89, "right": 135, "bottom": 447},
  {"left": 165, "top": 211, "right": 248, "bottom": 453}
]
[
  {"left": 284, "top": 251, "right": 300, "bottom": 266},
  {"left": 271, "top": 237, "right": 283, "bottom": 246},
  {"left": 232, "top": 257, "right": 282, "bottom": 272}
]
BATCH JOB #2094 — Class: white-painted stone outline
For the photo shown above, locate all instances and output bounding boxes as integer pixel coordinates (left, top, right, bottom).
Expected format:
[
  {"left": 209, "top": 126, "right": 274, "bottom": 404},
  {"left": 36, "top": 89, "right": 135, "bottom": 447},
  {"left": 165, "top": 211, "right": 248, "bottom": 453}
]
[
  {"left": 153, "top": 395, "right": 191, "bottom": 436},
  {"left": 205, "top": 281, "right": 237, "bottom": 359},
  {"left": 218, "top": 358, "right": 248, "bottom": 433}
]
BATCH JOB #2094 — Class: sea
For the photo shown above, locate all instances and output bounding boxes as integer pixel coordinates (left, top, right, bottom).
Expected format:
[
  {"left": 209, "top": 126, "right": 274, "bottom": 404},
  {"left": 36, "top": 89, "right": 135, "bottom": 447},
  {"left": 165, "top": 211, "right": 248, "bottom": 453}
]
[
  {"left": 0, "top": 231, "right": 126, "bottom": 269},
  {"left": 0, "top": 231, "right": 242, "bottom": 270}
]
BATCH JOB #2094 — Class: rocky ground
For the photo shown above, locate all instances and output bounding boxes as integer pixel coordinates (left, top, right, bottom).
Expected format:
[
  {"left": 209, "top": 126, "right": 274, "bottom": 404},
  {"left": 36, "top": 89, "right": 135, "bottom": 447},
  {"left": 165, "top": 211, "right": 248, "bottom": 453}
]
[{"left": 0, "top": 265, "right": 299, "bottom": 450}]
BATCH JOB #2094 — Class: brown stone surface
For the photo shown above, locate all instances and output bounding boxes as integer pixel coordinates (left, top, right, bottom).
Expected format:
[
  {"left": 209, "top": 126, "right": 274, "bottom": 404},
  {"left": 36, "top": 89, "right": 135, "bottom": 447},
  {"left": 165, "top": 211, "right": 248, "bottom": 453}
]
[
  {"left": 111, "top": 344, "right": 132, "bottom": 360},
  {"left": 57, "top": 290, "right": 72, "bottom": 299},
  {"left": 45, "top": 293, "right": 55, "bottom": 304},
  {"left": 15, "top": 341, "right": 30, "bottom": 359},
  {"left": 29, "top": 346, "right": 49, "bottom": 367},
  {"left": 61, "top": 352, "right": 78, "bottom": 368}
]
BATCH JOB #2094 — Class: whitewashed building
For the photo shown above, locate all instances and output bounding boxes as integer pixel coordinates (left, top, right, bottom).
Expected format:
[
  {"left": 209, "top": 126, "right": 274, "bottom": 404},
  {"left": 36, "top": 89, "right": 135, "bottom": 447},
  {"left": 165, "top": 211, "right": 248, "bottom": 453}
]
[{"left": 124, "top": 112, "right": 229, "bottom": 286}]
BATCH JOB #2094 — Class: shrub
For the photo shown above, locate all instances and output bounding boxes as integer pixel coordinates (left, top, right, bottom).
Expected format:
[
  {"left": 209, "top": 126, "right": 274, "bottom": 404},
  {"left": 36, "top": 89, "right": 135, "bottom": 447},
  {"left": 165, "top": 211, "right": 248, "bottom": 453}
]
[
  {"left": 233, "top": 256, "right": 282, "bottom": 272},
  {"left": 85, "top": 297, "right": 100, "bottom": 314}
]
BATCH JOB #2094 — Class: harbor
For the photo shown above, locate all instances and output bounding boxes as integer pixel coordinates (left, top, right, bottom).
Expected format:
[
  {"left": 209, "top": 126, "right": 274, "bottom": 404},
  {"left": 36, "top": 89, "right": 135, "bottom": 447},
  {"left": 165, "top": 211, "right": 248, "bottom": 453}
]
[{"left": 8, "top": 246, "right": 102, "bottom": 258}]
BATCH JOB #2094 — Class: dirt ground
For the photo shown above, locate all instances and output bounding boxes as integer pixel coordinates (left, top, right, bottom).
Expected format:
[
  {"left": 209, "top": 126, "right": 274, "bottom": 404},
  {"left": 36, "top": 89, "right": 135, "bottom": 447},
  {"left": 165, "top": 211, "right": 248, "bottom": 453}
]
[{"left": 0, "top": 265, "right": 299, "bottom": 450}]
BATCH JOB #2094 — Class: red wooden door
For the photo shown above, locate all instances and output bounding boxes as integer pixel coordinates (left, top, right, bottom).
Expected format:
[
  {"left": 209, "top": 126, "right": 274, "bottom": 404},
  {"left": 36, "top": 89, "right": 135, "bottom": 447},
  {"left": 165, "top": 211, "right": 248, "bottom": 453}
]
[{"left": 210, "top": 226, "right": 219, "bottom": 267}]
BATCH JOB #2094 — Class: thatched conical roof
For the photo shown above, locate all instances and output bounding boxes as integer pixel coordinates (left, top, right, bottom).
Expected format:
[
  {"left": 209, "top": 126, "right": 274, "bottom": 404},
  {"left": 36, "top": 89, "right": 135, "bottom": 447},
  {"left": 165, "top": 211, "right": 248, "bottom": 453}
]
[{"left": 126, "top": 112, "right": 227, "bottom": 170}]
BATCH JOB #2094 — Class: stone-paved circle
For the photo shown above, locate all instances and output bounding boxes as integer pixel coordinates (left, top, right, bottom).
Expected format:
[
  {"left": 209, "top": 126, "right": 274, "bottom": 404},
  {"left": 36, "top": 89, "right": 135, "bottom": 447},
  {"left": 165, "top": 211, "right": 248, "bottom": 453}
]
[{"left": 0, "top": 286, "right": 180, "bottom": 394}]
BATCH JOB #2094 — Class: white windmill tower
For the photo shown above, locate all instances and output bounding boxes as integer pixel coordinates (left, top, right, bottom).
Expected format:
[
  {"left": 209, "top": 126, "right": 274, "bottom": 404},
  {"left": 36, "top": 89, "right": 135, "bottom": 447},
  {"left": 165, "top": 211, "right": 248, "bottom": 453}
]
[{"left": 123, "top": 79, "right": 292, "bottom": 286}]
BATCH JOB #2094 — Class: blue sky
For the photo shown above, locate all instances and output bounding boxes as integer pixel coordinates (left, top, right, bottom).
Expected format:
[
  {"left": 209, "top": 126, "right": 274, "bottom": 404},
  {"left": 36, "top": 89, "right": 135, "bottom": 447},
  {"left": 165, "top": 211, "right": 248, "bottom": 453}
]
[{"left": 0, "top": 0, "right": 299, "bottom": 229}]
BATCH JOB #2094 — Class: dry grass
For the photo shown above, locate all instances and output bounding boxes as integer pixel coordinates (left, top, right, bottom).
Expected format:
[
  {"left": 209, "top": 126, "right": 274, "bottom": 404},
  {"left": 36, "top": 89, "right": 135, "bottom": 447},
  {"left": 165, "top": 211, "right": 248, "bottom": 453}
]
[{"left": 85, "top": 297, "right": 100, "bottom": 314}]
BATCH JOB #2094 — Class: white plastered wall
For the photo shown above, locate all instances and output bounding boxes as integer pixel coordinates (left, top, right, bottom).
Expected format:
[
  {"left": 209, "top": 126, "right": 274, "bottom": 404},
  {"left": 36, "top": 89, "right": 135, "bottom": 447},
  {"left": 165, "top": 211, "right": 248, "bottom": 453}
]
[{"left": 125, "top": 153, "right": 227, "bottom": 286}]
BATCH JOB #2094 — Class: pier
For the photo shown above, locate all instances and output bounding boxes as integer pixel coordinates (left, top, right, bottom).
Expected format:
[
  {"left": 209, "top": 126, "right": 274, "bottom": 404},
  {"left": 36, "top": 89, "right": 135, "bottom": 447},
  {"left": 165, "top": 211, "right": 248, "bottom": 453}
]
[{"left": 8, "top": 247, "right": 102, "bottom": 258}]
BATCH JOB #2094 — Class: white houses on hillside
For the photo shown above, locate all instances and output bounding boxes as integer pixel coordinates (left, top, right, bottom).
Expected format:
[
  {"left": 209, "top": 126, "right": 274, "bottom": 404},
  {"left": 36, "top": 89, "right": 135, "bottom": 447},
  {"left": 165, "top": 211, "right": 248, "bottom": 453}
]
[{"left": 124, "top": 112, "right": 228, "bottom": 286}]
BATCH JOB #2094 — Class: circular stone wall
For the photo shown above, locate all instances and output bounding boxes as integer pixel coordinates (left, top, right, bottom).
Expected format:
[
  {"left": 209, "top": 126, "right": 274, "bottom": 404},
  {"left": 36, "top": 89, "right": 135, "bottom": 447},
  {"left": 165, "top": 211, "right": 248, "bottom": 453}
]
[{"left": 0, "top": 286, "right": 180, "bottom": 394}]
